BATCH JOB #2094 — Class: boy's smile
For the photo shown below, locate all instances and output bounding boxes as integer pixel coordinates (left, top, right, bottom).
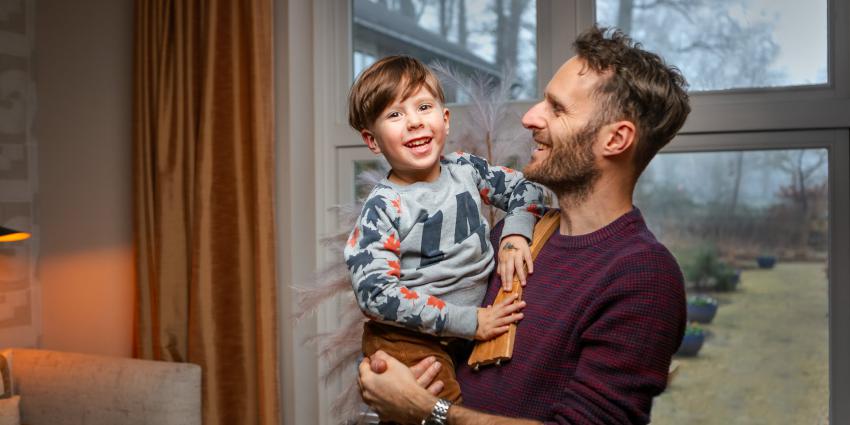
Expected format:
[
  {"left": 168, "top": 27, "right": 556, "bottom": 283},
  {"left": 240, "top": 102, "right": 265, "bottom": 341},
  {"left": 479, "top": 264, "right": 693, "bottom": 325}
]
[{"left": 361, "top": 86, "right": 450, "bottom": 185}]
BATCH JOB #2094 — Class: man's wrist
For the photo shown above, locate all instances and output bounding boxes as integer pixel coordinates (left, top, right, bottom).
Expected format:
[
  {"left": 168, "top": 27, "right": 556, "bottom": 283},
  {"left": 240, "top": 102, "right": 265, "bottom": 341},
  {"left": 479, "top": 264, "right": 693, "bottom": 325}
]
[
  {"left": 421, "top": 398, "right": 452, "bottom": 424},
  {"left": 413, "top": 391, "right": 440, "bottom": 423}
]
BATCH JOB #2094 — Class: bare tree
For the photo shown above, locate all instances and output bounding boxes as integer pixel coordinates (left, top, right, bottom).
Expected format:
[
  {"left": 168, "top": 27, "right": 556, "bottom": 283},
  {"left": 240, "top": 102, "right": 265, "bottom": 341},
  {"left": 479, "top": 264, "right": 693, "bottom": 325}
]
[
  {"left": 727, "top": 151, "right": 744, "bottom": 217},
  {"left": 492, "top": 0, "right": 531, "bottom": 89},
  {"left": 617, "top": 0, "right": 633, "bottom": 34},
  {"left": 398, "top": 0, "right": 427, "bottom": 20},
  {"left": 457, "top": 0, "right": 468, "bottom": 47},
  {"left": 439, "top": 0, "right": 455, "bottom": 35},
  {"left": 775, "top": 150, "right": 827, "bottom": 251},
  {"left": 613, "top": 0, "right": 786, "bottom": 90}
]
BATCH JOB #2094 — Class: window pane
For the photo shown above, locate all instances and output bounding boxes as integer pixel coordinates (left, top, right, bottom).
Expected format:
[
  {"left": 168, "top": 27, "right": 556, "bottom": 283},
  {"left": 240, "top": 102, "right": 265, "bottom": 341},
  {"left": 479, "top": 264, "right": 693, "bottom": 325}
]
[
  {"left": 352, "top": 0, "right": 537, "bottom": 102},
  {"left": 596, "top": 0, "right": 828, "bottom": 91},
  {"left": 636, "top": 149, "right": 829, "bottom": 424}
]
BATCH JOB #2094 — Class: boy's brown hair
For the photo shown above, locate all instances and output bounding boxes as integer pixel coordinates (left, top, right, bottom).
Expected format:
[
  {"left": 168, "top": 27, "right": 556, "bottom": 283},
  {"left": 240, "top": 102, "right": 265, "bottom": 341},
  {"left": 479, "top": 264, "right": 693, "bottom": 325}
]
[
  {"left": 348, "top": 55, "right": 446, "bottom": 131},
  {"left": 573, "top": 25, "right": 691, "bottom": 177}
]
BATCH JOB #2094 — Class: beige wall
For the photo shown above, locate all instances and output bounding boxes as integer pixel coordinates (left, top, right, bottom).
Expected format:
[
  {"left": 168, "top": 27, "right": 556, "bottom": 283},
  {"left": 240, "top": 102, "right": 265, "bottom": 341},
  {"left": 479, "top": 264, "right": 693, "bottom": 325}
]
[{"left": 34, "top": 0, "right": 134, "bottom": 357}]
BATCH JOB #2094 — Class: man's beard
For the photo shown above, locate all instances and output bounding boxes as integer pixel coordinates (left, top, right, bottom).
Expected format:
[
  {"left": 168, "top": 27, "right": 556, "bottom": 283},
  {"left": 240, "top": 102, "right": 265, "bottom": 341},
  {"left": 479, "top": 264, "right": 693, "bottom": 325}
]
[{"left": 523, "top": 118, "right": 601, "bottom": 203}]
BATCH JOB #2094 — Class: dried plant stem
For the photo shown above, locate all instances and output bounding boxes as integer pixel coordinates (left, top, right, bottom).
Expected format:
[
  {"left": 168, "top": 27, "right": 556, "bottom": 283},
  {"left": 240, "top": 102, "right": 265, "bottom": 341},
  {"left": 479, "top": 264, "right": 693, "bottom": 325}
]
[{"left": 486, "top": 131, "right": 497, "bottom": 226}]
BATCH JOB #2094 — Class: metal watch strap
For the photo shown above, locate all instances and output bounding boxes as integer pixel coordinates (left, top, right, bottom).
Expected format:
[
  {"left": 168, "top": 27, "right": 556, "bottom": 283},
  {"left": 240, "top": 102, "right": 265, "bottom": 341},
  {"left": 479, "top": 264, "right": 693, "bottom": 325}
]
[{"left": 422, "top": 398, "right": 451, "bottom": 425}]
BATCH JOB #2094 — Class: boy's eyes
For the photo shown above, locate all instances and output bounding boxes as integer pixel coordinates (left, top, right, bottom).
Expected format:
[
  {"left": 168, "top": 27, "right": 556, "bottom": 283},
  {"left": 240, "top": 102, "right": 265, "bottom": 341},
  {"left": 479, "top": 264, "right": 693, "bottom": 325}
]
[{"left": 384, "top": 104, "right": 434, "bottom": 119}]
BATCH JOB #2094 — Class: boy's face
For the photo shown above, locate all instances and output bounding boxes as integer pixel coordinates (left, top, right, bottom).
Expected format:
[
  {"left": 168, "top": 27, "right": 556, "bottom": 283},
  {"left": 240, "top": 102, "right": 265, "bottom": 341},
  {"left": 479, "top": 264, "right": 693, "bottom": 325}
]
[{"left": 361, "top": 85, "right": 450, "bottom": 185}]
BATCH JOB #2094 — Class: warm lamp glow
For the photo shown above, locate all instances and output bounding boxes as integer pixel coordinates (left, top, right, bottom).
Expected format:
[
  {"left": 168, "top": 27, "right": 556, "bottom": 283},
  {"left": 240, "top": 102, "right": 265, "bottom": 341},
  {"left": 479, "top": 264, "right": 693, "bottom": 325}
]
[{"left": 0, "top": 225, "right": 30, "bottom": 243}]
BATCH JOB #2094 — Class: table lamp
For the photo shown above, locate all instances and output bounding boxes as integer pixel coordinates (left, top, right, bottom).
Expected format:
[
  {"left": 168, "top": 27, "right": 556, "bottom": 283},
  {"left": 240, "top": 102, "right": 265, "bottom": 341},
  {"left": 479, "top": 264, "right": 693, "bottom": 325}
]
[{"left": 0, "top": 226, "right": 30, "bottom": 243}]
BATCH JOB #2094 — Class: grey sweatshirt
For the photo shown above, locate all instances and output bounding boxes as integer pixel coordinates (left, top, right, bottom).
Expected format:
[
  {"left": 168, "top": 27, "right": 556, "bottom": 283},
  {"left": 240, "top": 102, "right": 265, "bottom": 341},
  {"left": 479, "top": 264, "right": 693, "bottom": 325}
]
[{"left": 344, "top": 152, "right": 547, "bottom": 339}]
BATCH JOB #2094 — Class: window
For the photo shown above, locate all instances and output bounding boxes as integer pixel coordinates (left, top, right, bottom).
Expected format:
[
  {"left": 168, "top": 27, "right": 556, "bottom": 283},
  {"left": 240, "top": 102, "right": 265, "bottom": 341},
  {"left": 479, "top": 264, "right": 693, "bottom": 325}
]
[
  {"left": 636, "top": 147, "right": 830, "bottom": 424},
  {"left": 283, "top": 1, "right": 850, "bottom": 424},
  {"left": 352, "top": 0, "right": 538, "bottom": 101},
  {"left": 595, "top": 0, "right": 828, "bottom": 92}
]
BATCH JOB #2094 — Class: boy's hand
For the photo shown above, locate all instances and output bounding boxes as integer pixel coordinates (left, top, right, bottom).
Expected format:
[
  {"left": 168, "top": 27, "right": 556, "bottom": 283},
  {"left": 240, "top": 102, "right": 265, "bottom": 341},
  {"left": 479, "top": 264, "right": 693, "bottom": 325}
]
[
  {"left": 498, "top": 235, "right": 533, "bottom": 291},
  {"left": 475, "top": 294, "right": 526, "bottom": 341}
]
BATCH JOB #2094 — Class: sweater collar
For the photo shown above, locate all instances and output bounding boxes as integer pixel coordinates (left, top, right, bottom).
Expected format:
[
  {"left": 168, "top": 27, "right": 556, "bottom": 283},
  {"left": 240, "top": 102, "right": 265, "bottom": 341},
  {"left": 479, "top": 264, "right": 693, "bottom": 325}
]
[{"left": 547, "top": 207, "right": 644, "bottom": 249}]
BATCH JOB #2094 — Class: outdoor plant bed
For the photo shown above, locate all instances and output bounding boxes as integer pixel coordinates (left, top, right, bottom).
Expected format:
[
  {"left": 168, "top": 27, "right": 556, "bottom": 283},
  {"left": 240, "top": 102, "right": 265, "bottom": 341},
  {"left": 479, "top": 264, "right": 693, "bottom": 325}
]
[
  {"left": 676, "top": 324, "right": 705, "bottom": 357},
  {"left": 687, "top": 295, "right": 718, "bottom": 324},
  {"left": 714, "top": 268, "right": 742, "bottom": 292},
  {"left": 756, "top": 255, "right": 777, "bottom": 269}
]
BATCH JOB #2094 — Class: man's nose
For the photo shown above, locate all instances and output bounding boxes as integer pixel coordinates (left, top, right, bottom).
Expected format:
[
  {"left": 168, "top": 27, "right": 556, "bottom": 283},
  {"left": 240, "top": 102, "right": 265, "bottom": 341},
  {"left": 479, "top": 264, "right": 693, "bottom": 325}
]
[{"left": 522, "top": 101, "right": 546, "bottom": 130}]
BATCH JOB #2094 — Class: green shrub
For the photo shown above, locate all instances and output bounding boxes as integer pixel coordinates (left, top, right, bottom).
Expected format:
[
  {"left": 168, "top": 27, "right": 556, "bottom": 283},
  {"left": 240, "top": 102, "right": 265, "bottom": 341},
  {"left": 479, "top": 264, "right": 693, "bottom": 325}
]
[{"left": 681, "top": 245, "right": 739, "bottom": 292}]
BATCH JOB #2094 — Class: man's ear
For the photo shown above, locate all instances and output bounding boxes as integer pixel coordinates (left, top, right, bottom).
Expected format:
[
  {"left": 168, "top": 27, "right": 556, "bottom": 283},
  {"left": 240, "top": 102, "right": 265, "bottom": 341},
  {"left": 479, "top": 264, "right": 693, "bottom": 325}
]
[
  {"left": 361, "top": 129, "right": 381, "bottom": 154},
  {"left": 601, "top": 120, "right": 636, "bottom": 158}
]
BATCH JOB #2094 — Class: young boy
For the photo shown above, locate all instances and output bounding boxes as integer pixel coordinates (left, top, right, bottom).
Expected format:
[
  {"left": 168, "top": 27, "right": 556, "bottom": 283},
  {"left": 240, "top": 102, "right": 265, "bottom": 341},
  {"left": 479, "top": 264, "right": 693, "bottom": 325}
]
[{"left": 344, "top": 56, "right": 546, "bottom": 403}]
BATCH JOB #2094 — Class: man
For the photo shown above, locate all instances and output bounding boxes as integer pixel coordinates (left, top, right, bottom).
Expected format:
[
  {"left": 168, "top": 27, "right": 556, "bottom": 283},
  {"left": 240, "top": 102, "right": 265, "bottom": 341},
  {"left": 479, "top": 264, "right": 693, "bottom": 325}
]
[{"left": 358, "top": 25, "right": 691, "bottom": 425}]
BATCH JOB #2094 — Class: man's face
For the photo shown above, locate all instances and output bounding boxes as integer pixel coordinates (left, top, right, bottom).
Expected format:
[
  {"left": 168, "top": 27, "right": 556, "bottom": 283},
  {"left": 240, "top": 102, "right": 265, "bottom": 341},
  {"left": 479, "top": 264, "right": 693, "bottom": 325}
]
[
  {"left": 361, "top": 85, "right": 450, "bottom": 185},
  {"left": 521, "top": 56, "right": 604, "bottom": 197}
]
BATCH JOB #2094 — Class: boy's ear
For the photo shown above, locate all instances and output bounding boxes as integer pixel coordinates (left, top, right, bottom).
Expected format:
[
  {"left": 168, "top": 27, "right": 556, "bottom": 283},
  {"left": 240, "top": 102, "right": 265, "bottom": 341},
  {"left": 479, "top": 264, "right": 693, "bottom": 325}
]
[
  {"left": 443, "top": 107, "right": 451, "bottom": 135},
  {"left": 600, "top": 120, "right": 635, "bottom": 158},
  {"left": 361, "top": 129, "right": 381, "bottom": 154}
]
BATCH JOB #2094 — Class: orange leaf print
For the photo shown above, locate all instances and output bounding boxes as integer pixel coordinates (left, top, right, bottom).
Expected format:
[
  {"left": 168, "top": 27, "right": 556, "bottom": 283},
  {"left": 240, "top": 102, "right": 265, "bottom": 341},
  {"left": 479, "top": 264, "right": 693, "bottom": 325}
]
[
  {"left": 391, "top": 197, "right": 402, "bottom": 214},
  {"left": 387, "top": 260, "right": 401, "bottom": 278},
  {"left": 527, "top": 204, "right": 541, "bottom": 217},
  {"left": 503, "top": 166, "right": 516, "bottom": 173},
  {"left": 427, "top": 295, "right": 446, "bottom": 310},
  {"left": 348, "top": 227, "right": 359, "bottom": 248},
  {"left": 455, "top": 150, "right": 465, "bottom": 156},
  {"left": 384, "top": 233, "right": 401, "bottom": 254},
  {"left": 479, "top": 188, "right": 491, "bottom": 205},
  {"left": 400, "top": 287, "right": 419, "bottom": 300}
]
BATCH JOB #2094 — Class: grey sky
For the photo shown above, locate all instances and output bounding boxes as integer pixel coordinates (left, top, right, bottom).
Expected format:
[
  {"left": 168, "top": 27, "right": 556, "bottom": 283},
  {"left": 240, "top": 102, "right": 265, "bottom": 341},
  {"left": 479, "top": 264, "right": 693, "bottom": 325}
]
[{"left": 749, "top": 0, "right": 828, "bottom": 84}]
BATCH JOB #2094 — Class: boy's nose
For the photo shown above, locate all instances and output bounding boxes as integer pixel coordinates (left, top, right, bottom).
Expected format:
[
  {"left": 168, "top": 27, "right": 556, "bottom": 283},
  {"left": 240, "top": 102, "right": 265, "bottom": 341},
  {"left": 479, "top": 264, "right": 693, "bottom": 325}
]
[{"left": 406, "top": 114, "right": 423, "bottom": 129}]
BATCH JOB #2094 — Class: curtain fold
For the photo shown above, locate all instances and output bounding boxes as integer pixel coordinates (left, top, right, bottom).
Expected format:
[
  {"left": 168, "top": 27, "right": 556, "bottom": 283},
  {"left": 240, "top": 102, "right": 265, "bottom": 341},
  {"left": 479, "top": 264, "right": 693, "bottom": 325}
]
[{"left": 133, "top": 1, "right": 279, "bottom": 424}]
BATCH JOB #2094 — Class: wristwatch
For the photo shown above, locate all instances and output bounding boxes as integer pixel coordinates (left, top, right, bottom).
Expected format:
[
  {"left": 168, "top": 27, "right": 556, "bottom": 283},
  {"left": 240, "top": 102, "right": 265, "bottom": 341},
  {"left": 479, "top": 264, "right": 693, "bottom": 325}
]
[{"left": 421, "top": 398, "right": 452, "bottom": 425}]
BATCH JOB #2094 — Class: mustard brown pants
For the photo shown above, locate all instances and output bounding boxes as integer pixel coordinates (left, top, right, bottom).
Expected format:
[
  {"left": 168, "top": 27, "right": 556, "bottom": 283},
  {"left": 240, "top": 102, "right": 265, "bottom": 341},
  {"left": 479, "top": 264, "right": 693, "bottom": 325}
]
[{"left": 362, "top": 320, "right": 466, "bottom": 404}]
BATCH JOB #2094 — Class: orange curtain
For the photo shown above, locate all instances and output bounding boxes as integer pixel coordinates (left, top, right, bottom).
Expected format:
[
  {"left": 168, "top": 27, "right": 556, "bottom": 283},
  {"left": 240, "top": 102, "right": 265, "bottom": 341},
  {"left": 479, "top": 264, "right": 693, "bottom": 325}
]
[{"left": 133, "top": 1, "right": 279, "bottom": 424}]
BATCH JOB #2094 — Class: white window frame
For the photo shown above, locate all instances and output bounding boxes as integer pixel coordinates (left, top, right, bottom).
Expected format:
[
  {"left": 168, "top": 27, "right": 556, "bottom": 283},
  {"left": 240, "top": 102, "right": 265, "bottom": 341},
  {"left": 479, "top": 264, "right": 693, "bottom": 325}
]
[{"left": 276, "top": 1, "right": 850, "bottom": 424}]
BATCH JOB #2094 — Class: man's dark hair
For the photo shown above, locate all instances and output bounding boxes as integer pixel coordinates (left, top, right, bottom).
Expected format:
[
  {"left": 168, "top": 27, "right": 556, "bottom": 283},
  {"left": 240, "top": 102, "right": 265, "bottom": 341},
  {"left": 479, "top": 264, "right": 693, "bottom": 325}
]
[{"left": 574, "top": 25, "right": 690, "bottom": 177}]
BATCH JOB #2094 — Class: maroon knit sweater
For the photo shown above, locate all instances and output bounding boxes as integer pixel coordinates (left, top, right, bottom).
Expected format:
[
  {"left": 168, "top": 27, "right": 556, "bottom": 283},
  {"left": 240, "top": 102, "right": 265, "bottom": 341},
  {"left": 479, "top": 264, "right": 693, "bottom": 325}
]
[{"left": 456, "top": 208, "right": 686, "bottom": 424}]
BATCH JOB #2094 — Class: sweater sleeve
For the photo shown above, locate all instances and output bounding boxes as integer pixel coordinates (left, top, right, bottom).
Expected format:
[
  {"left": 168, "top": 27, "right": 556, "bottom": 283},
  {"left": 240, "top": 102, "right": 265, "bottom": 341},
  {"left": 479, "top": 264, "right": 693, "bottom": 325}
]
[
  {"left": 344, "top": 190, "right": 479, "bottom": 339},
  {"left": 443, "top": 151, "right": 547, "bottom": 240},
  {"left": 544, "top": 250, "right": 687, "bottom": 425}
]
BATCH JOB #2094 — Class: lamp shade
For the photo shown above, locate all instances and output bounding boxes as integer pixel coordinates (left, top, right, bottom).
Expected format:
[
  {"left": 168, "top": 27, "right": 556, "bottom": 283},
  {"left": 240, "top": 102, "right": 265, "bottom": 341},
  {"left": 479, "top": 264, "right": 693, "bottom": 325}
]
[{"left": 0, "top": 225, "right": 30, "bottom": 242}]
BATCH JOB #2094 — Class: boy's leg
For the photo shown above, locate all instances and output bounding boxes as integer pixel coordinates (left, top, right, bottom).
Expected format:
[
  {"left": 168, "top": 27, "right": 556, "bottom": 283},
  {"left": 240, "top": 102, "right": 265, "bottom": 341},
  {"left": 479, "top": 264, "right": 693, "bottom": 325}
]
[{"left": 362, "top": 321, "right": 463, "bottom": 403}]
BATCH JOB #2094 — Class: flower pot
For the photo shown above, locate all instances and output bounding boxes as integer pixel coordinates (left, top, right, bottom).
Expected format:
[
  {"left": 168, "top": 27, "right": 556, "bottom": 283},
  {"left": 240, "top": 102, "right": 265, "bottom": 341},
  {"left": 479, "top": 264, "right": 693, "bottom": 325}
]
[
  {"left": 676, "top": 332, "right": 705, "bottom": 357},
  {"left": 687, "top": 301, "right": 718, "bottom": 324},
  {"left": 756, "top": 255, "right": 776, "bottom": 269}
]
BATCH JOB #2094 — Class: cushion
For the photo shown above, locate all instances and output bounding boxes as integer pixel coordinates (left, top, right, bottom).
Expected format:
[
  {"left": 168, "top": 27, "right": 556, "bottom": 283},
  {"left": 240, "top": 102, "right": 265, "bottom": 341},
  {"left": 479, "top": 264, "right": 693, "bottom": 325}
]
[{"left": 0, "top": 395, "right": 20, "bottom": 425}]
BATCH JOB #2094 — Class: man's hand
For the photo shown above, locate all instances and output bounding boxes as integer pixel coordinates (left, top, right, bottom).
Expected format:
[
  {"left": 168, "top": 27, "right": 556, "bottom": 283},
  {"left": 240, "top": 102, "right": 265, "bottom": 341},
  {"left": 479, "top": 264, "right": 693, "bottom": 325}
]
[
  {"left": 362, "top": 351, "right": 544, "bottom": 425},
  {"left": 498, "top": 235, "right": 533, "bottom": 291},
  {"left": 359, "top": 350, "right": 438, "bottom": 423},
  {"left": 475, "top": 293, "right": 526, "bottom": 341},
  {"left": 369, "top": 354, "right": 445, "bottom": 396}
]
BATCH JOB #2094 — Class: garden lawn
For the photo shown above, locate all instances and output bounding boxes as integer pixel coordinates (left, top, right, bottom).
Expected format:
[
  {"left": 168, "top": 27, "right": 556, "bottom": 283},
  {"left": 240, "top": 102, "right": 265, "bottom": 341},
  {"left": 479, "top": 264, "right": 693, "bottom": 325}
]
[{"left": 650, "top": 262, "right": 829, "bottom": 425}]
